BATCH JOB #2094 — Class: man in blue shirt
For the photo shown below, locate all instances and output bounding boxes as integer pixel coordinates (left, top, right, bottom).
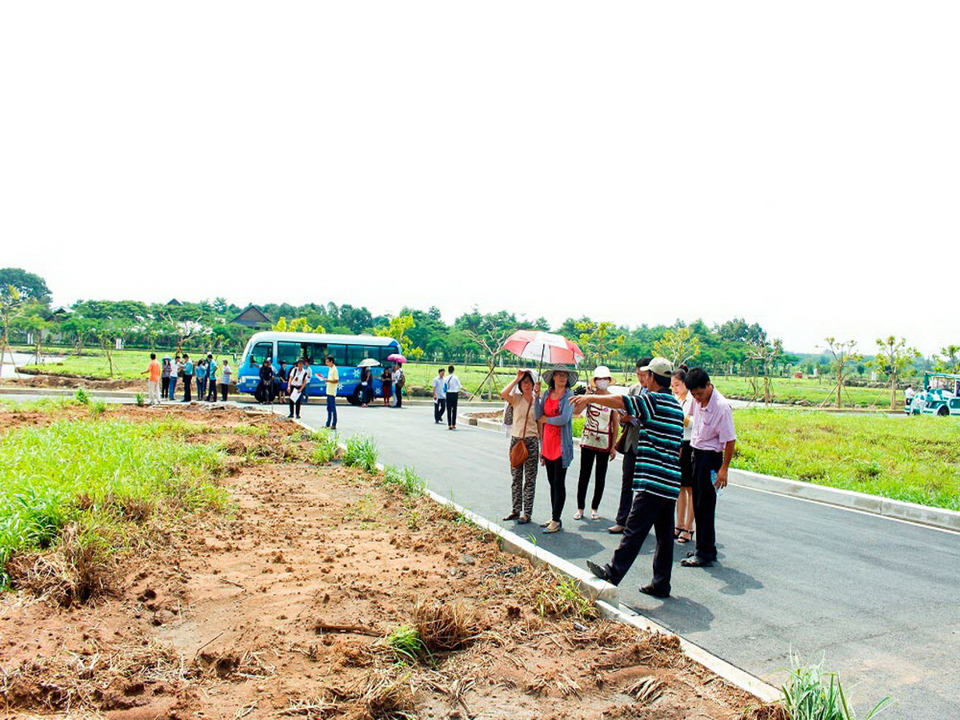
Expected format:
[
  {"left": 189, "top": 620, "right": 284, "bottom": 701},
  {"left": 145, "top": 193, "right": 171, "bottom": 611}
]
[
  {"left": 181, "top": 354, "right": 194, "bottom": 402},
  {"left": 205, "top": 354, "right": 218, "bottom": 401},
  {"left": 570, "top": 357, "right": 684, "bottom": 598}
]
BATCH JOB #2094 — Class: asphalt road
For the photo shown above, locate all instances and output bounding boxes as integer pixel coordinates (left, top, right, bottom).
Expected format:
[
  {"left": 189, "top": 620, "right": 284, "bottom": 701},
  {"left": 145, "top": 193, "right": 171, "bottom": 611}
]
[{"left": 277, "top": 400, "right": 959, "bottom": 720}]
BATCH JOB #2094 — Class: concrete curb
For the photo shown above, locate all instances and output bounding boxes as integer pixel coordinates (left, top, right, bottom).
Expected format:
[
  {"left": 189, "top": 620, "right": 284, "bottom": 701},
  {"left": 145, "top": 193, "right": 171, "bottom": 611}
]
[
  {"left": 469, "top": 416, "right": 960, "bottom": 534},
  {"left": 281, "top": 415, "right": 779, "bottom": 705}
]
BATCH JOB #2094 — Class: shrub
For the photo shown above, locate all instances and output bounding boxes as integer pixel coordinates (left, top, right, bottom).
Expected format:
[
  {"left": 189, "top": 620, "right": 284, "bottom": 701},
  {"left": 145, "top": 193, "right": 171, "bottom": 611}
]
[
  {"left": 135, "top": 393, "right": 146, "bottom": 407},
  {"left": 343, "top": 435, "right": 378, "bottom": 472},
  {"left": 90, "top": 400, "right": 107, "bottom": 416},
  {"left": 781, "top": 657, "right": 891, "bottom": 720},
  {"left": 379, "top": 465, "right": 425, "bottom": 496},
  {"left": 310, "top": 429, "right": 340, "bottom": 464},
  {"left": 75, "top": 388, "right": 89, "bottom": 405}
]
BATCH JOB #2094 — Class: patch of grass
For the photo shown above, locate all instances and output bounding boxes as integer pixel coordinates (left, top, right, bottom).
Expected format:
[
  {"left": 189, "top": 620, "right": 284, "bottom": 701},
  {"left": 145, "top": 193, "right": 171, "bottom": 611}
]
[
  {"left": 310, "top": 429, "right": 340, "bottom": 464},
  {"left": 734, "top": 409, "right": 960, "bottom": 511},
  {"left": 343, "top": 434, "right": 378, "bottom": 472},
  {"left": 135, "top": 393, "right": 146, "bottom": 407},
  {"left": 536, "top": 574, "right": 597, "bottom": 620},
  {"left": 781, "top": 657, "right": 891, "bottom": 720},
  {"left": 0, "top": 397, "right": 81, "bottom": 414},
  {"left": 89, "top": 400, "right": 107, "bottom": 416},
  {"left": 344, "top": 493, "right": 379, "bottom": 525},
  {"left": 0, "top": 419, "right": 228, "bottom": 591},
  {"left": 379, "top": 465, "right": 425, "bottom": 497},
  {"left": 75, "top": 388, "right": 89, "bottom": 405},
  {"left": 383, "top": 624, "right": 430, "bottom": 665}
]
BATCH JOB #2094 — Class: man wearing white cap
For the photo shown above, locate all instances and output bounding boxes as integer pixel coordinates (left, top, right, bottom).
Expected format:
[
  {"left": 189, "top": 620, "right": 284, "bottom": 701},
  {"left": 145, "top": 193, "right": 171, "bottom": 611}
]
[{"left": 572, "top": 357, "right": 684, "bottom": 598}]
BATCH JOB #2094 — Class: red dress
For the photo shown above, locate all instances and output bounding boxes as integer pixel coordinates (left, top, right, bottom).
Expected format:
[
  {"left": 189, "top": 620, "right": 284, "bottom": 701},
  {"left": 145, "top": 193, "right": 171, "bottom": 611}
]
[{"left": 541, "top": 394, "right": 562, "bottom": 461}]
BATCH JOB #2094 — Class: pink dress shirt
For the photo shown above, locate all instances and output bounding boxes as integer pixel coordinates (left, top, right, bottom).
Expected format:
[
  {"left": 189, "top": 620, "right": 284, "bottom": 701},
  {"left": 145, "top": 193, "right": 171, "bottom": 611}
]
[{"left": 690, "top": 388, "right": 736, "bottom": 452}]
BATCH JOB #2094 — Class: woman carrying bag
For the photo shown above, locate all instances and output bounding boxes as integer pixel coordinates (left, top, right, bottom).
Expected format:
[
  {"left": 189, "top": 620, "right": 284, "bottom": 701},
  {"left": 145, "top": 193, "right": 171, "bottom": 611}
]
[
  {"left": 536, "top": 365, "right": 576, "bottom": 534},
  {"left": 501, "top": 369, "right": 540, "bottom": 525},
  {"left": 575, "top": 366, "right": 620, "bottom": 521}
]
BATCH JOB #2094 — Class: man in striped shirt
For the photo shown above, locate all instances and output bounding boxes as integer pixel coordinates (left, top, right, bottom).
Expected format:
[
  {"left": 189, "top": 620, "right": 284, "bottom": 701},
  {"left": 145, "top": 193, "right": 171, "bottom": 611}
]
[{"left": 571, "top": 357, "right": 684, "bottom": 598}]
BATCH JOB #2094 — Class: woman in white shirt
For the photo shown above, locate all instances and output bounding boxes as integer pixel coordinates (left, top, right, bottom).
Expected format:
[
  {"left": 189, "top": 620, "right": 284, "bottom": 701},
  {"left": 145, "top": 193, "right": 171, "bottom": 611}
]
[
  {"left": 671, "top": 369, "right": 696, "bottom": 544},
  {"left": 500, "top": 369, "right": 540, "bottom": 524}
]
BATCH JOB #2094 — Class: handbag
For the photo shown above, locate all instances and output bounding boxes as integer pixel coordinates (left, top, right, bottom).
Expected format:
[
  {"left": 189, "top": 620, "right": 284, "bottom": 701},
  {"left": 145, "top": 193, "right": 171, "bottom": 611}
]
[
  {"left": 509, "top": 398, "right": 534, "bottom": 468},
  {"left": 614, "top": 426, "right": 629, "bottom": 455}
]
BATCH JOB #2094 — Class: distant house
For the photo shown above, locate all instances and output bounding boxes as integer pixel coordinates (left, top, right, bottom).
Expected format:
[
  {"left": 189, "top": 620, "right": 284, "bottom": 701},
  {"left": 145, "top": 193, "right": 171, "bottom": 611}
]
[
  {"left": 232, "top": 305, "right": 272, "bottom": 328},
  {"left": 166, "top": 298, "right": 183, "bottom": 306}
]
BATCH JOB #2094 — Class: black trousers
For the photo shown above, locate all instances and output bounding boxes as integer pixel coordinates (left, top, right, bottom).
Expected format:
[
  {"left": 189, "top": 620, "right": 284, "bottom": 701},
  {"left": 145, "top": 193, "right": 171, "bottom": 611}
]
[
  {"left": 446, "top": 392, "right": 459, "bottom": 426},
  {"left": 544, "top": 457, "right": 567, "bottom": 522},
  {"left": 577, "top": 447, "right": 609, "bottom": 511},
  {"left": 288, "top": 396, "right": 303, "bottom": 418},
  {"left": 434, "top": 398, "right": 446, "bottom": 423},
  {"left": 206, "top": 379, "right": 218, "bottom": 401},
  {"left": 691, "top": 449, "right": 723, "bottom": 562},
  {"left": 182, "top": 376, "right": 192, "bottom": 401},
  {"left": 161, "top": 376, "right": 170, "bottom": 398},
  {"left": 220, "top": 384, "right": 228, "bottom": 401},
  {"left": 615, "top": 449, "right": 636, "bottom": 526},
  {"left": 608, "top": 492, "right": 676, "bottom": 592}
]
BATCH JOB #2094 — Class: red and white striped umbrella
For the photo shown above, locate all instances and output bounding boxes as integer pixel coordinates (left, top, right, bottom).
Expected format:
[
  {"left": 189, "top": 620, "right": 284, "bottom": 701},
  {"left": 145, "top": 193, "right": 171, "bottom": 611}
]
[{"left": 502, "top": 330, "right": 584, "bottom": 366}]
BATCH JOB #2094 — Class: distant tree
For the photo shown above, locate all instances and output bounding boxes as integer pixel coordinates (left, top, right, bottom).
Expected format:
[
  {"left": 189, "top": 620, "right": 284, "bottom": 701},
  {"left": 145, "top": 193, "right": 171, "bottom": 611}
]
[
  {"left": 653, "top": 327, "right": 702, "bottom": 367},
  {"left": 821, "top": 338, "right": 861, "bottom": 408},
  {"left": 575, "top": 320, "right": 626, "bottom": 368},
  {"left": 745, "top": 338, "right": 783, "bottom": 404},
  {"left": 935, "top": 345, "right": 960, "bottom": 374},
  {"left": 0, "top": 268, "right": 51, "bottom": 306},
  {"left": 871, "top": 336, "right": 920, "bottom": 409},
  {"left": 0, "top": 285, "right": 27, "bottom": 375},
  {"left": 12, "top": 304, "right": 51, "bottom": 363},
  {"left": 273, "top": 317, "right": 288, "bottom": 331},
  {"left": 93, "top": 319, "right": 127, "bottom": 377},
  {"left": 376, "top": 315, "right": 420, "bottom": 356},
  {"left": 59, "top": 316, "right": 96, "bottom": 355}
]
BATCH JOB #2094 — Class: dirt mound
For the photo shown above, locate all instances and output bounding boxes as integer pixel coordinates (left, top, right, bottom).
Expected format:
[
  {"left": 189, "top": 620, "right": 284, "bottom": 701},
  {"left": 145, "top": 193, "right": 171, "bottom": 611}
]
[
  {"left": 0, "top": 410, "right": 758, "bottom": 719},
  {"left": 3, "top": 373, "right": 142, "bottom": 390}
]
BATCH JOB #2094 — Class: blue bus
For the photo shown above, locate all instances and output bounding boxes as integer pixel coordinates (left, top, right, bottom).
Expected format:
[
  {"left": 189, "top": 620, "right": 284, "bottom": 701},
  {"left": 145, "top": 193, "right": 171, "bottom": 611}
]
[{"left": 235, "top": 331, "right": 400, "bottom": 404}]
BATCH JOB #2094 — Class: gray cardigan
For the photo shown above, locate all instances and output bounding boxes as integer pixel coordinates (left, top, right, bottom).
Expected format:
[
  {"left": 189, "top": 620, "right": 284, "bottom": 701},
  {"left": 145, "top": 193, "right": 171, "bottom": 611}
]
[{"left": 535, "top": 389, "right": 574, "bottom": 468}]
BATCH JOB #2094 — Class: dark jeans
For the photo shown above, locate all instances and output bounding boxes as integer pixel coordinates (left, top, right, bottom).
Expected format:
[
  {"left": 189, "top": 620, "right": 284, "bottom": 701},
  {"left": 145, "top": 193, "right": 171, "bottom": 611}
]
[
  {"left": 607, "top": 492, "right": 676, "bottom": 593},
  {"left": 446, "top": 392, "right": 459, "bottom": 426},
  {"left": 168, "top": 376, "right": 177, "bottom": 400},
  {"left": 395, "top": 385, "right": 403, "bottom": 408},
  {"left": 577, "top": 447, "right": 609, "bottom": 511},
  {"left": 544, "top": 457, "right": 567, "bottom": 522},
  {"left": 288, "top": 396, "right": 302, "bottom": 417},
  {"left": 326, "top": 395, "right": 337, "bottom": 427},
  {"left": 219, "top": 383, "right": 228, "bottom": 401},
  {"left": 196, "top": 377, "right": 207, "bottom": 400},
  {"left": 161, "top": 376, "right": 170, "bottom": 398},
  {"left": 182, "top": 376, "right": 192, "bottom": 402},
  {"left": 434, "top": 398, "right": 446, "bottom": 423},
  {"left": 691, "top": 449, "right": 723, "bottom": 561},
  {"left": 615, "top": 449, "right": 636, "bottom": 526},
  {"left": 207, "top": 378, "right": 218, "bottom": 401}
]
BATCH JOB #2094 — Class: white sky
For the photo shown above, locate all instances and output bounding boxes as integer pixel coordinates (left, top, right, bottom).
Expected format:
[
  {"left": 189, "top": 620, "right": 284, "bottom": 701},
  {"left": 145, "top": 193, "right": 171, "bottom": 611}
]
[{"left": 1, "top": 2, "right": 957, "bottom": 356}]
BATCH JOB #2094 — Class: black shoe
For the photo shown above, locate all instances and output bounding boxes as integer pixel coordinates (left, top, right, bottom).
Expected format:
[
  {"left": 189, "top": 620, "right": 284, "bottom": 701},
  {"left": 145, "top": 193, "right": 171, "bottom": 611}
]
[
  {"left": 586, "top": 560, "right": 613, "bottom": 583},
  {"left": 681, "top": 556, "right": 714, "bottom": 567},
  {"left": 639, "top": 583, "right": 670, "bottom": 598}
]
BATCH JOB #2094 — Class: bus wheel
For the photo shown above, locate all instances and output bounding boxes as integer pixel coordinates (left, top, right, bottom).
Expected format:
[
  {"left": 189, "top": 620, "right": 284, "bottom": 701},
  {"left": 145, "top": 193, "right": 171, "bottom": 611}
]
[
  {"left": 347, "top": 388, "right": 363, "bottom": 406},
  {"left": 938, "top": 405, "right": 949, "bottom": 416}
]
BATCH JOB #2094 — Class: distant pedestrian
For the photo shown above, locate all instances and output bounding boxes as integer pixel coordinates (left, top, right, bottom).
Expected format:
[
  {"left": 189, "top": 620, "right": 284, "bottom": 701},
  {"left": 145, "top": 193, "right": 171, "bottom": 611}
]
[
  {"left": 169, "top": 354, "right": 182, "bottom": 401},
  {"left": 287, "top": 358, "right": 310, "bottom": 419},
  {"left": 195, "top": 358, "right": 208, "bottom": 401},
  {"left": 359, "top": 365, "right": 373, "bottom": 406},
  {"left": 219, "top": 360, "right": 231, "bottom": 401},
  {"left": 181, "top": 354, "right": 194, "bottom": 402},
  {"left": 681, "top": 368, "right": 736, "bottom": 568},
  {"left": 275, "top": 360, "right": 289, "bottom": 403},
  {"left": 206, "top": 354, "right": 218, "bottom": 401},
  {"left": 581, "top": 357, "right": 684, "bottom": 598},
  {"left": 432, "top": 367, "right": 447, "bottom": 423},
  {"left": 142, "top": 353, "right": 162, "bottom": 405},
  {"left": 445, "top": 365, "right": 462, "bottom": 428},
  {"left": 500, "top": 369, "right": 540, "bottom": 525},
  {"left": 161, "top": 358, "right": 172, "bottom": 399},
  {"left": 672, "top": 369, "right": 695, "bottom": 544},
  {"left": 575, "top": 366, "right": 620, "bottom": 521},
  {"left": 393, "top": 364, "right": 404, "bottom": 408},
  {"left": 536, "top": 365, "right": 576, "bottom": 533},
  {"left": 381, "top": 366, "right": 393, "bottom": 406},
  {"left": 324, "top": 355, "right": 339, "bottom": 429},
  {"left": 609, "top": 357, "right": 651, "bottom": 534}
]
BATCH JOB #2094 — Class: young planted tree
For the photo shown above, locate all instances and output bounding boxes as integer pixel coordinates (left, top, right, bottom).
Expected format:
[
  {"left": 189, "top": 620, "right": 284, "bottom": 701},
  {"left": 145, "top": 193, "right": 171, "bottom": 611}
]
[
  {"left": 935, "top": 345, "right": 960, "bottom": 374},
  {"left": 821, "top": 338, "right": 861, "bottom": 408},
  {"left": 652, "top": 327, "right": 702, "bottom": 367},
  {"left": 13, "top": 306, "right": 51, "bottom": 364},
  {"left": 574, "top": 320, "right": 626, "bottom": 369},
  {"left": 746, "top": 338, "right": 783, "bottom": 404},
  {"left": 59, "top": 316, "right": 95, "bottom": 355},
  {"left": 0, "top": 285, "right": 26, "bottom": 376},
  {"left": 871, "top": 336, "right": 920, "bottom": 410},
  {"left": 93, "top": 320, "right": 126, "bottom": 378}
]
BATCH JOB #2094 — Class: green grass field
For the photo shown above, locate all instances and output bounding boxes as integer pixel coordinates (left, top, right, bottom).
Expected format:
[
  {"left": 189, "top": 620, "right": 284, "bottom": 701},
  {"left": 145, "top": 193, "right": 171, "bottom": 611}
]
[
  {"left": 0, "top": 417, "right": 227, "bottom": 588},
  {"left": 573, "top": 409, "right": 959, "bottom": 510},
  {"left": 710, "top": 375, "right": 896, "bottom": 408}
]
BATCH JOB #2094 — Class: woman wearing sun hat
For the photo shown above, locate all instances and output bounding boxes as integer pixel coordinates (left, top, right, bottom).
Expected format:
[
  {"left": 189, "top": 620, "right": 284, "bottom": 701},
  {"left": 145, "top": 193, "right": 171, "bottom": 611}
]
[
  {"left": 535, "top": 364, "right": 577, "bottom": 533},
  {"left": 575, "top": 366, "right": 620, "bottom": 521}
]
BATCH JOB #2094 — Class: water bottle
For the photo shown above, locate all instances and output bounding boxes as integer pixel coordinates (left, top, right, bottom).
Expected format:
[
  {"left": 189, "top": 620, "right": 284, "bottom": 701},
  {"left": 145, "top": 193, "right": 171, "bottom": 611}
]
[{"left": 711, "top": 470, "right": 724, "bottom": 499}]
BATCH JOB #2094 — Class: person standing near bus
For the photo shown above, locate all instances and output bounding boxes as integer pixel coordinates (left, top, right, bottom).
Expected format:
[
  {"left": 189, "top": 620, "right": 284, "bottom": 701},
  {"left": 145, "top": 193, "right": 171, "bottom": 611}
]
[
  {"left": 287, "top": 358, "right": 309, "bottom": 419},
  {"left": 219, "top": 360, "right": 232, "bottom": 402},
  {"left": 446, "top": 365, "right": 462, "bottom": 429},
  {"left": 381, "top": 366, "right": 393, "bottom": 406},
  {"left": 393, "top": 363, "right": 404, "bottom": 408},
  {"left": 324, "top": 355, "right": 339, "bottom": 429}
]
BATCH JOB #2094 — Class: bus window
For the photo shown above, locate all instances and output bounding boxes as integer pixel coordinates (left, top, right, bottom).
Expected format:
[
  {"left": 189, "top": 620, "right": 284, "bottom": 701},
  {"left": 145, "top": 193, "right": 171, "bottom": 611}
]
[
  {"left": 327, "top": 344, "right": 347, "bottom": 366},
  {"left": 378, "top": 345, "right": 398, "bottom": 362},
  {"left": 305, "top": 342, "right": 327, "bottom": 365},
  {"left": 249, "top": 341, "right": 273, "bottom": 365},
  {"left": 348, "top": 345, "right": 371, "bottom": 366},
  {"left": 277, "top": 341, "right": 303, "bottom": 365}
]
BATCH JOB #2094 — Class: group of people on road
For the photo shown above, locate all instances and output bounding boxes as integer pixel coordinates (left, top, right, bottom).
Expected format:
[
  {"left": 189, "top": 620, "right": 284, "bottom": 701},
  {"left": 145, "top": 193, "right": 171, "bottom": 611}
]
[
  {"left": 430, "top": 365, "right": 465, "bottom": 429},
  {"left": 143, "top": 353, "right": 232, "bottom": 405},
  {"left": 498, "top": 357, "right": 736, "bottom": 598}
]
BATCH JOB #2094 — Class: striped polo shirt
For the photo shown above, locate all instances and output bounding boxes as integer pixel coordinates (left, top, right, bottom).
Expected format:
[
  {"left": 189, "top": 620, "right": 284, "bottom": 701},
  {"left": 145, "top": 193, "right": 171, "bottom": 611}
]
[{"left": 622, "top": 390, "right": 684, "bottom": 500}]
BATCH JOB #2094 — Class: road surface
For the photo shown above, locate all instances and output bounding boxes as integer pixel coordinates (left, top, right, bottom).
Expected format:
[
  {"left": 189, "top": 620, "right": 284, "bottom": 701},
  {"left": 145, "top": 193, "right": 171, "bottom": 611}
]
[{"left": 278, "top": 400, "right": 959, "bottom": 720}]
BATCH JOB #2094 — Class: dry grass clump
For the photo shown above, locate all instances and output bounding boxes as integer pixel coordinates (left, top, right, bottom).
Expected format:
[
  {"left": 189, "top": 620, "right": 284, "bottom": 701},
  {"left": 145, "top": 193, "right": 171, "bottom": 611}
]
[
  {"left": 329, "top": 669, "right": 417, "bottom": 720},
  {"left": 6, "top": 522, "right": 118, "bottom": 605},
  {"left": 742, "top": 704, "right": 790, "bottom": 720},
  {"left": 412, "top": 600, "right": 481, "bottom": 653}
]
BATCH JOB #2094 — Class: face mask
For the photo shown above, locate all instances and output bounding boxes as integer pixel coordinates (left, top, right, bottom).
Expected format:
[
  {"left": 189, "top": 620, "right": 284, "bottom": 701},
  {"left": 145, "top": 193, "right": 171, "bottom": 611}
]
[{"left": 595, "top": 380, "right": 610, "bottom": 390}]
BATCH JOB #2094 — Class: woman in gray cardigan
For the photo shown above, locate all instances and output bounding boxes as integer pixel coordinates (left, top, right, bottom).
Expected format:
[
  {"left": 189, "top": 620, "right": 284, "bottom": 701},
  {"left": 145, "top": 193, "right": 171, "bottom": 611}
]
[{"left": 535, "top": 365, "right": 577, "bottom": 533}]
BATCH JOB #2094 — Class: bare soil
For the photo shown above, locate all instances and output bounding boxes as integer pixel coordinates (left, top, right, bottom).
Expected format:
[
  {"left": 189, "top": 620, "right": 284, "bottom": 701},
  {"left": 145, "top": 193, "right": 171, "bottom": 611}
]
[
  {"left": 0, "top": 406, "right": 768, "bottom": 719},
  {"left": 1, "top": 373, "right": 143, "bottom": 390}
]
